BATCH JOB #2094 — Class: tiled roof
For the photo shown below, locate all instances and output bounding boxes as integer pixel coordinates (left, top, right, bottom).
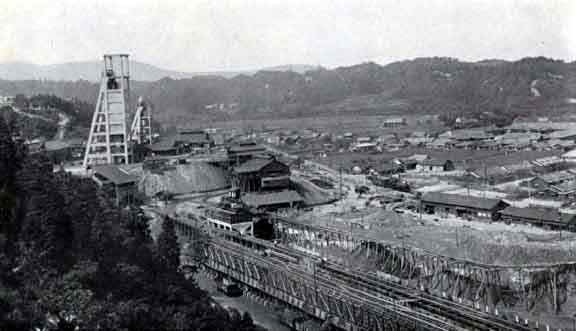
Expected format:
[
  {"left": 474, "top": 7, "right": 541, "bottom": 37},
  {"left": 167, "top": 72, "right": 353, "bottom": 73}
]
[{"left": 422, "top": 192, "right": 505, "bottom": 211}]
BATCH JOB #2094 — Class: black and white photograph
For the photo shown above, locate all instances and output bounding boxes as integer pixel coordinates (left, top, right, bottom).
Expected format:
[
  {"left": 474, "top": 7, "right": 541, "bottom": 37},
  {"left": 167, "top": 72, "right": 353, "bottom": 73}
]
[{"left": 1, "top": 0, "right": 576, "bottom": 330}]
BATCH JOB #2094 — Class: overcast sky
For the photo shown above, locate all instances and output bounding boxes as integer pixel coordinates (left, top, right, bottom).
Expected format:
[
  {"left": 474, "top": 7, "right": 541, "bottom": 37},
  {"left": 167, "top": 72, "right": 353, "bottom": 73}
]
[{"left": 1, "top": 0, "right": 575, "bottom": 72}]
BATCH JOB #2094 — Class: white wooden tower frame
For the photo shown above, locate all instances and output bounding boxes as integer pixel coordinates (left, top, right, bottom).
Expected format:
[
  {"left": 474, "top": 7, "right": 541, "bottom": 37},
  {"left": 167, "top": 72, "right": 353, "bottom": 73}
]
[{"left": 83, "top": 54, "right": 131, "bottom": 168}]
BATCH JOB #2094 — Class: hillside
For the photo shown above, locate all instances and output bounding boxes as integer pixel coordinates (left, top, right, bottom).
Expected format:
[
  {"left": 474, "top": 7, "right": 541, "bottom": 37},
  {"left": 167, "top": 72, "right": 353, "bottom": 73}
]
[
  {"left": 1, "top": 57, "right": 576, "bottom": 125},
  {"left": 0, "top": 119, "right": 263, "bottom": 331}
]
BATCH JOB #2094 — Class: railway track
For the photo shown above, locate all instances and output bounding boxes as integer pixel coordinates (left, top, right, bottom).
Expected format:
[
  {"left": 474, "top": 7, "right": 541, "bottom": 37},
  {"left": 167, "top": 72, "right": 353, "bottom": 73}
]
[
  {"left": 212, "top": 238, "right": 456, "bottom": 330},
  {"left": 320, "top": 263, "right": 531, "bottom": 331},
  {"left": 187, "top": 225, "right": 533, "bottom": 330}
]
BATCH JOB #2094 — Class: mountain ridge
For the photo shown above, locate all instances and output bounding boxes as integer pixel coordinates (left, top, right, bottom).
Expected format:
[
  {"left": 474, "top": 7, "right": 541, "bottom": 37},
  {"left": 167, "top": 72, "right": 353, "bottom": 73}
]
[
  {"left": 2, "top": 57, "right": 576, "bottom": 125},
  {"left": 0, "top": 60, "right": 318, "bottom": 81}
]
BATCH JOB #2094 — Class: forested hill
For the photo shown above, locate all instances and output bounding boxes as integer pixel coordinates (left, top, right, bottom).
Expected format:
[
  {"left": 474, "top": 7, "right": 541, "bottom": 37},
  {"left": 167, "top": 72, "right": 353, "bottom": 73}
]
[
  {"left": 0, "top": 117, "right": 262, "bottom": 330},
  {"left": 2, "top": 57, "right": 576, "bottom": 125}
]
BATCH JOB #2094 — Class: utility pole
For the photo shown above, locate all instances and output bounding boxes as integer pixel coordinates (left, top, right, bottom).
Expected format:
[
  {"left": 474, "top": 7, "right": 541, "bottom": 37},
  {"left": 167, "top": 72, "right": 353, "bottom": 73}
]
[
  {"left": 455, "top": 228, "right": 459, "bottom": 248},
  {"left": 314, "top": 261, "right": 318, "bottom": 305},
  {"left": 339, "top": 166, "right": 343, "bottom": 199}
]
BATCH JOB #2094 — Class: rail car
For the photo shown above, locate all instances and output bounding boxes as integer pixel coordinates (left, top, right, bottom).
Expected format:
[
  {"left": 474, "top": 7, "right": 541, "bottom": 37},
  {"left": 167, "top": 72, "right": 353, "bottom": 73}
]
[
  {"left": 216, "top": 278, "right": 243, "bottom": 297},
  {"left": 261, "top": 248, "right": 300, "bottom": 264},
  {"left": 375, "top": 270, "right": 402, "bottom": 284}
]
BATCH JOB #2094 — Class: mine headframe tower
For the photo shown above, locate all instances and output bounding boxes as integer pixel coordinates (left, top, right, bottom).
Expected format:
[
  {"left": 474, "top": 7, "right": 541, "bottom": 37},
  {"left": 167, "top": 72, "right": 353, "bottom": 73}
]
[
  {"left": 129, "top": 96, "right": 153, "bottom": 145},
  {"left": 83, "top": 54, "right": 131, "bottom": 168}
]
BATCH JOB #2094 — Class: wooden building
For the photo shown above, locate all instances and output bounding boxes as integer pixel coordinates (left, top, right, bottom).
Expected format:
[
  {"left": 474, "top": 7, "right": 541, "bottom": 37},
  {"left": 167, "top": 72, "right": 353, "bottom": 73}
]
[
  {"left": 177, "top": 129, "right": 211, "bottom": 150},
  {"left": 203, "top": 197, "right": 255, "bottom": 235},
  {"left": 227, "top": 142, "right": 267, "bottom": 165},
  {"left": 232, "top": 157, "right": 291, "bottom": 193},
  {"left": 498, "top": 206, "right": 563, "bottom": 229},
  {"left": 91, "top": 165, "right": 138, "bottom": 207},
  {"left": 416, "top": 159, "right": 455, "bottom": 172},
  {"left": 421, "top": 192, "right": 508, "bottom": 220},
  {"left": 147, "top": 130, "right": 212, "bottom": 157},
  {"left": 231, "top": 157, "right": 304, "bottom": 211},
  {"left": 381, "top": 117, "right": 406, "bottom": 128},
  {"left": 530, "top": 170, "right": 576, "bottom": 196}
]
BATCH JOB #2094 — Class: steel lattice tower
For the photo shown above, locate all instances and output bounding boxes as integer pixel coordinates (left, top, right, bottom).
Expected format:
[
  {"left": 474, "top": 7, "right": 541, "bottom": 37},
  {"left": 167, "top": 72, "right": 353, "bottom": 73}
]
[
  {"left": 83, "top": 54, "right": 131, "bottom": 167},
  {"left": 129, "top": 96, "right": 153, "bottom": 145}
]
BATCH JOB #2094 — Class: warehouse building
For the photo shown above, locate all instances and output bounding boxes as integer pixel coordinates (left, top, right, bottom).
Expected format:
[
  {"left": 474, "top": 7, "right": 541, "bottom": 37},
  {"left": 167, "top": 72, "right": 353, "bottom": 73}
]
[
  {"left": 227, "top": 142, "right": 267, "bottom": 165},
  {"left": 421, "top": 192, "right": 508, "bottom": 220},
  {"left": 498, "top": 206, "right": 561, "bottom": 229},
  {"left": 91, "top": 165, "right": 138, "bottom": 207}
]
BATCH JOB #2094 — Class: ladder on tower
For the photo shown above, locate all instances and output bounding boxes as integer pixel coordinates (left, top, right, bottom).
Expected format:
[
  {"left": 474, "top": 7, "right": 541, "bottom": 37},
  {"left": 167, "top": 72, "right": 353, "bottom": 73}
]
[
  {"left": 129, "top": 96, "right": 153, "bottom": 145},
  {"left": 83, "top": 54, "right": 131, "bottom": 168}
]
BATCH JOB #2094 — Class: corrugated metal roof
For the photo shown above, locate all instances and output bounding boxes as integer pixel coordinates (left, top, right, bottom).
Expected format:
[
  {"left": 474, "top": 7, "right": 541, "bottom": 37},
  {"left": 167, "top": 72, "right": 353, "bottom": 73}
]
[
  {"left": 422, "top": 192, "right": 505, "bottom": 211},
  {"left": 242, "top": 190, "right": 303, "bottom": 208}
]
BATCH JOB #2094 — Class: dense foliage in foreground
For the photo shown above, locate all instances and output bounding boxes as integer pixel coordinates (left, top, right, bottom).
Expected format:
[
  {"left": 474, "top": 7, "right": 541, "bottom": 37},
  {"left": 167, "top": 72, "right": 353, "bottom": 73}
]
[{"left": 0, "top": 117, "right": 260, "bottom": 330}]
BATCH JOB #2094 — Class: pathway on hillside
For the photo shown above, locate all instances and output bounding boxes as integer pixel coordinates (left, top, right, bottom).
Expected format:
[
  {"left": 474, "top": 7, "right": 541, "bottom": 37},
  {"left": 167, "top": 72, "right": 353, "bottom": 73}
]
[
  {"left": 55, "top": 112, "right": 70, "bottom": 140},
  {"left": 10, "top": 106, "right": 70, "bottom": 140},
  {"left": 11, "top": 106, "right": 54, "bottom": 122}
]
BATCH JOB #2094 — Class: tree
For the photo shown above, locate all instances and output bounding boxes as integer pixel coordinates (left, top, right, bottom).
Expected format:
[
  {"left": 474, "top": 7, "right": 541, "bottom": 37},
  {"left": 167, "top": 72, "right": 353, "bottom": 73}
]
[
  {"left": 56, "top": 175, "right": 99, "bottom": 255},
  {"left": 0, "top": 117, "right": 19, "bottom": 251},
  {"left": 157, "top": 217, "right": 180, "bottom": 274},
  {"left": 13, "top": 94, "right": 28, "bottom": 109},
  {"left": 0, "top": 121, "right": 259, "bottom": 331}
]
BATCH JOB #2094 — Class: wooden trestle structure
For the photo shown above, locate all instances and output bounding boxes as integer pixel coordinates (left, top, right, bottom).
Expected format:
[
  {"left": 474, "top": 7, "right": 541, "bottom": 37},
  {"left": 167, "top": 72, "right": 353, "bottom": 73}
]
[
  {"left": 171, "top": 212, "right": 538, "bottom": 331},
  {"left": 271, "top": 216, "right": 574, "bottom": 326}
]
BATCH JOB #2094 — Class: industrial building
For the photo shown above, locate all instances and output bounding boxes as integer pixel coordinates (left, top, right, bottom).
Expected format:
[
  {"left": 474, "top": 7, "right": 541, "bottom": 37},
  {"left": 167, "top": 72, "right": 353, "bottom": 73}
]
[
  {"left": 497, "top": 206, "right": 569, "bottom": 230},
  {"left": 227, "top": 142, "right": 267, "bottom": 165},
  {"left": 147, "top": 130, "right": 212, "bottom": 156},
  {"left": 421, "top": 192, "right": 508, "bottom": 220},
  {"left": 231, "top": 156, "right": 303, "bottom": 211},
  {"left": 91, "top": 164, "right": 138, "bottom": 207},
  {"left": 381, "top": 117, "right": 407, "bottom": 128},
  {"left": 232, "top": 157, "right": 291, "bottom": 193},
  {"left": 530, "top": 169, "right": 576, "bottom": 196},
  {"left": 416, "top": 159, "right": 455, "bottom": 172},
  {"left": 204, "top": 195, "right": 255, "bottom": 235}
]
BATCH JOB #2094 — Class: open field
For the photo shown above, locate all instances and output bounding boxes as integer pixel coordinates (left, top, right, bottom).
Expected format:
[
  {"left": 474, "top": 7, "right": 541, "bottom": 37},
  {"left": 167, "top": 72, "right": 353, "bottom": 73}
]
[
  {"left": 308, "top": 148, "right": 561, "bottom": 171},
  {"left": 295, "top": 205, "right": 576, "bottom": 266},
  {"left": 179, "top": 113, "right": 445, "bottom": 136}
]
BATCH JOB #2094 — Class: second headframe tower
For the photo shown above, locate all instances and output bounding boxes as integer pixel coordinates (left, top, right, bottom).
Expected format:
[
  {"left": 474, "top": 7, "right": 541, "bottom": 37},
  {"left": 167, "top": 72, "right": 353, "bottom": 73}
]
[{"left": 83, "top": 54, "right": 131, "bottom": 167}]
